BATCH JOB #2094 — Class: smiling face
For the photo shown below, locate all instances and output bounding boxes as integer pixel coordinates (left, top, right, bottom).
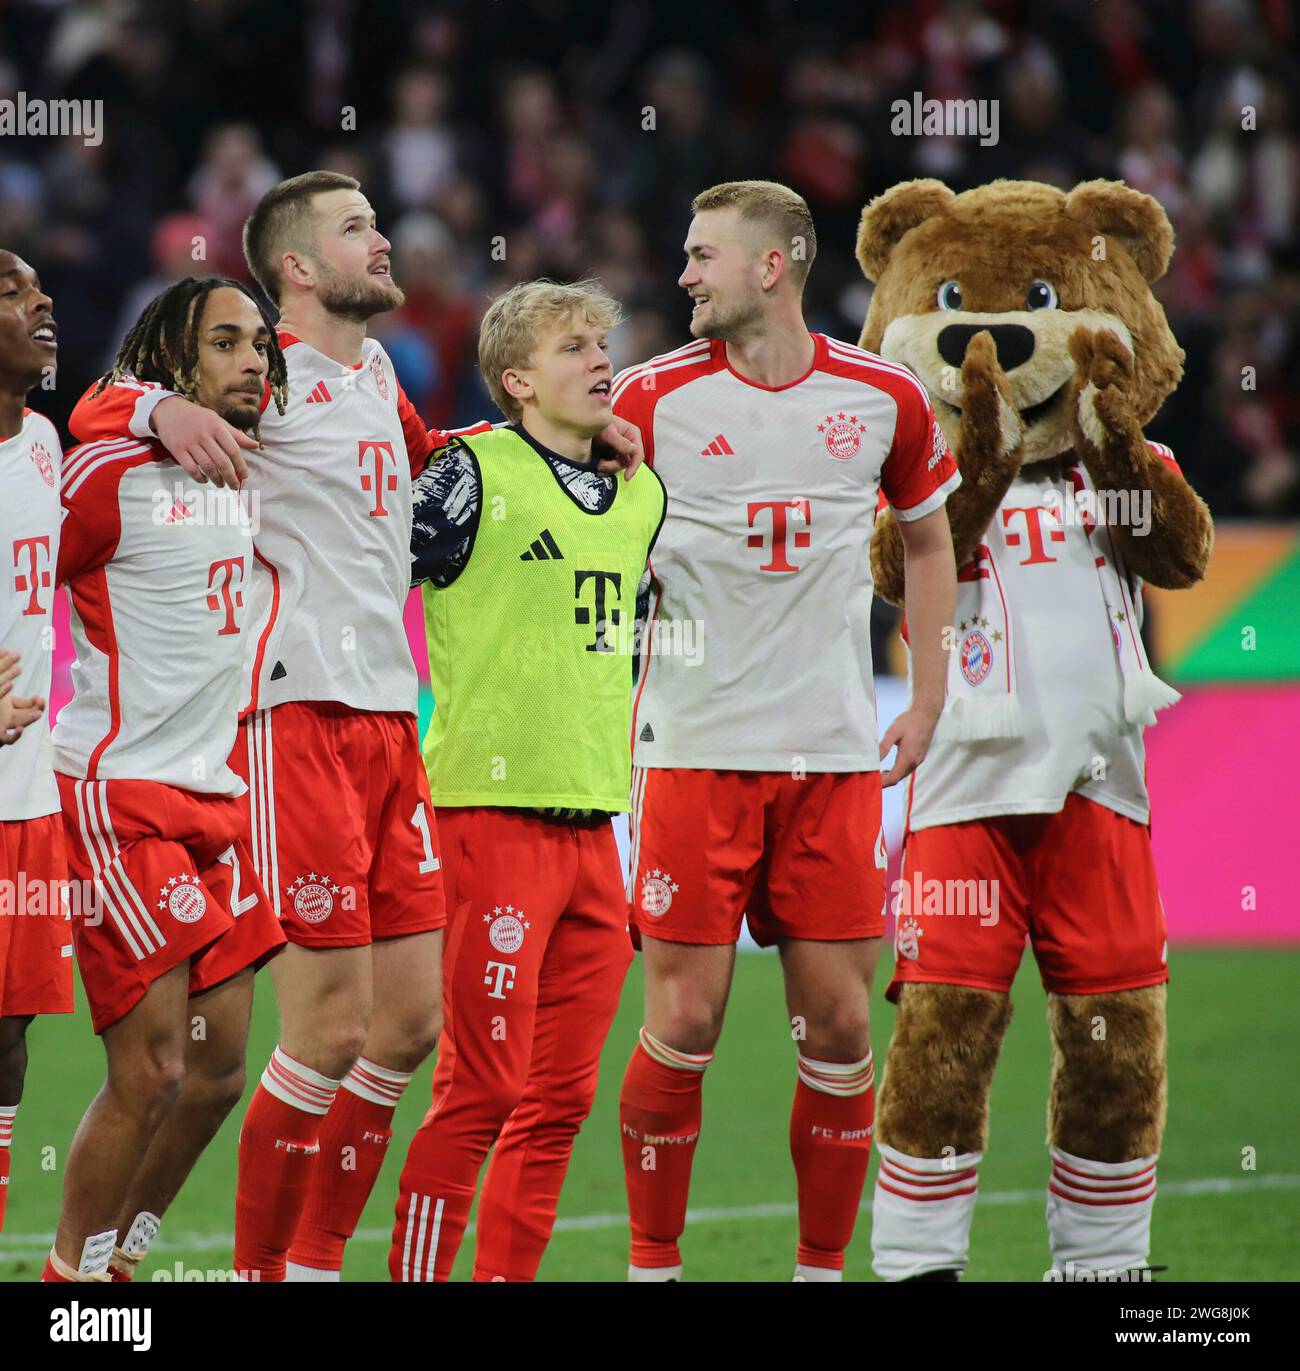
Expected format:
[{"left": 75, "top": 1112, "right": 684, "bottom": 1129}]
[
  {"left": 190, "top": 287, "right": 271, "bottom": 432},
  {"left": 860, "top": 182, "right": 1184, "bottom": 465},
  {"left": 0, "top": 251, "right": 56, "bottom": 392},
  {"left": 299, "top": 188, "right": 405, "bottom": 321},
  {"left": 505, "top": 310, "right": 613, "bottom": 437},
  {"left": 679, "top": 208, "right": 769, "bottom": 341}
]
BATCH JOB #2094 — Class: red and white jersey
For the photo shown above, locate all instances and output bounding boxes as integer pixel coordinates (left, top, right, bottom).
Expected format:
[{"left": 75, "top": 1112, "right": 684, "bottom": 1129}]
[
  {"left": 51, "top": 435, "right": 252, "bottom": 795},
  {"left": 0, "top": 410, "right": 61, "bottom": 820},
  {"left": 68, "top": 333, "right": 453, "bottom": 718},
  {"left": 905, "top": 448, "right": 1184, "bottom": 831},
  {"left": 614, "top": 334, "right": 960, "bottom": 772}
]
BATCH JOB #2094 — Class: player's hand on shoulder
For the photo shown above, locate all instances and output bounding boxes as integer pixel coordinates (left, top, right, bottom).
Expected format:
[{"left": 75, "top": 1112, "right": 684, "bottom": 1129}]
[
  {"left": 593, "top": 415, "right": 644, "bottom": 478},
  {"left": 878, "top": 702, "right": 942, "bottom": 787},
  {"left": 153, "top": 396, "right": 255, "bottom": 489},
  {"left": 0, "top": 651, "right": 45, "bottom": 745}
]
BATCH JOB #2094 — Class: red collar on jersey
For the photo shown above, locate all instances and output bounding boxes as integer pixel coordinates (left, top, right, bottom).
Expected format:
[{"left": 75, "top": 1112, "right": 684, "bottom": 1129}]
[{"left": 713, "top": 332, "right": 826, "bottom": 392}]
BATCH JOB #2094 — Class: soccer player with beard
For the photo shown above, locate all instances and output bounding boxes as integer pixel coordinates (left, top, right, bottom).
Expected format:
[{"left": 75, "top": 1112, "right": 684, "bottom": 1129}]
[
  {"left": 69, "top": 172, "right": 643, "bottom": 1281},
  {"left": 611, "top": 182, "right": 959, "bottom": 1281},
  {"left": 42, "top": 278, "right": 288, "bottom": 1283},
  {"left": 0, "top": 251, "right": 74, "bottom": 1236}
]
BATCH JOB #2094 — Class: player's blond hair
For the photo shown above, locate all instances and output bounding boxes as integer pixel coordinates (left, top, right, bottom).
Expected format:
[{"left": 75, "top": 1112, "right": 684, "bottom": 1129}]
[
  {"left": 691, "top": 180, "right": 818, "bottom": 287},
  {"left": 478, "top": 278, "right": 622, "bottom": 422}
]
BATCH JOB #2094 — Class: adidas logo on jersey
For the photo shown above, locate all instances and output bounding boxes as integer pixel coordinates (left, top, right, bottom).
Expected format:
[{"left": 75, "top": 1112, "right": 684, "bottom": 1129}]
[
  {"left": 639, "top": 722, "right": 655, "bottom": 742},
  {"left": 306, "top": 381, "right": 333, "bottom": 404},
  {"left": 162, "top": 497, "right": 192, "bottom": 524},
  {"left": 520, "top": 529, "right": 564, "bottom": 561},
  {"left": 700, "top": 434, "right": 734, "bottom": 456}
]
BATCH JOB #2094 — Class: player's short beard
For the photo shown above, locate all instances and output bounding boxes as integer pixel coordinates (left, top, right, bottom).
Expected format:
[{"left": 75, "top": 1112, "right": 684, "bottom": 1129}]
[
  {"left": 691, "top": 293, "right": 763, "bottom": 344},
  {"left": 315, "top": 260, "right": 406, "bottom": 322},
  {"left": 218, "top": 399, "right": 262, "bottom": 432}
]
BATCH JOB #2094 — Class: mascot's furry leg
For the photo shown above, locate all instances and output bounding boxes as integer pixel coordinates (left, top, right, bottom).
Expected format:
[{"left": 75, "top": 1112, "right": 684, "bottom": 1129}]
[
  {"left": 871, "top": 984, "right": 1012, "bottom": 1280},
  {"left": 1045, "top": 987, "right": 1167, "bottom": 1278}
]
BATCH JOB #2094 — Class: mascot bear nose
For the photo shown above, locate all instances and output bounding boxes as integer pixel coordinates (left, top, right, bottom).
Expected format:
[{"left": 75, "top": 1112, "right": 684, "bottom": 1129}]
[{"left": 937, "top": 323, "right": 1036, "bottom": 372}]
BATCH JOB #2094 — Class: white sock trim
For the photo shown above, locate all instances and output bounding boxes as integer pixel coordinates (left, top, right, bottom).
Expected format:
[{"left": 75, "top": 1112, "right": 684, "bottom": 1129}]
[
  {"left": 341, "top": 1055, "right": 413, "bottom": 1107},
  {"left": 1049, "top": 1146, "right": 1158, "bottom": 1203},
  {"left": 0, "top": 1103, "right": 16, "bottom": 1148},
  {"left": 796, "top": 1050, "right": 874, "bottom": 1096},
  {"left": 286, "top": 1260, "right": 342, "bottom": 1282},
  {"left": 876, "top": 1141, "right": 983, "bottom": 1201},
  {"left": 259, "top": 1045, "right": 341, "bottom": 1116},
  {"left": 639, "top": 1027, "right": 712, "bottom": 1073}
]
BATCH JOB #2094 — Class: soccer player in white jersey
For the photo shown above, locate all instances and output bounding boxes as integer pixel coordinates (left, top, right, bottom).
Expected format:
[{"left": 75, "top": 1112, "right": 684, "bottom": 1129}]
[
  {"left": 70, "top": 171, "right": 643, "bottom": 1281},
  {"left": 611, "top": 181, "right": 959, "bottom": 1281},
  {"left": 43, "top": 277, "right": 287, "bottom": 1282},
  {"left": 0, "top": 250, "right": 74, "bottom": 1238}
]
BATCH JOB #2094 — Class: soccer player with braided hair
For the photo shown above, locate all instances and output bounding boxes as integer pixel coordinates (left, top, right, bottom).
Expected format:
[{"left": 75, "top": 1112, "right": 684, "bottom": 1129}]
[
  {"left": 95, "top": 274, "right": 290, "bottom": 441},
  {"left": 42, "top": 278, "right": 287, "bottom": 1282}
]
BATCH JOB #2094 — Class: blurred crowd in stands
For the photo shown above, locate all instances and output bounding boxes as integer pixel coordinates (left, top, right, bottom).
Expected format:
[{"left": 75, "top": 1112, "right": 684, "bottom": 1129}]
[{"left": 2, "top": 0, "right": 1297, "bottom": 517}]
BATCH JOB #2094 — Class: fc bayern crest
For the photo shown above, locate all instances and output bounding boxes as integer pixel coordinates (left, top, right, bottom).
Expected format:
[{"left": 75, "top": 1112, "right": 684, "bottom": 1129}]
[
  {"left": 639, "top": 868, "right": 679, "bottom": 918},
  {"left": 485, "top": 905, "right": 529, "bottom": 954},
  {"left": 895, "top": 914, "right": 922, "bottom": 961},
  {"left": 960, "top": 630, "right": 993, "bottom": 686},
  {"left": 817, "top": 413, "right": 866, "bottom": 461},
  {"left": 370, "top": 352, "right": 389, "bottom": 400},
  {"left": 29, "top": 441, "right": 55, "bottom": 487},
  {"left": 159, "top": 873, "right": 207, "bottom": 923},
  {"left": 287, "top": 873, "right": 341, "bottom": 924}
]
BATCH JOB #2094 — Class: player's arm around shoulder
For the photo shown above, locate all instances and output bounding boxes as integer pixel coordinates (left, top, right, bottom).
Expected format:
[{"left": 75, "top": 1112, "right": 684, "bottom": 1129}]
[{"left": 71, "top": 376, "right": 255, "bottom": 490}]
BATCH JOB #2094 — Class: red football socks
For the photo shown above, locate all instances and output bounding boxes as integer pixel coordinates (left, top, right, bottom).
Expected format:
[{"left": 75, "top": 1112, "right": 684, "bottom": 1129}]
[
  {"left": 790, "top": 1052, "right": 876, "bottom": 1271},
  {"left": 233, "top": 1046, "right": 339, "bottom": 1281},
  {"left": 287, "top": 1057, "right": 410, "bottom": 1274},
  {"left": 619, "top": 1028, "right": 712, "bottom": 1270}
]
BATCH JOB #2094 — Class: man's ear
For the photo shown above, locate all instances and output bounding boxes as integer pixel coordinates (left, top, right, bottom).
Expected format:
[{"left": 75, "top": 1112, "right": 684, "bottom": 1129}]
[
  {"left": 502, "top": 368, "right": 531, "bottom": 405},
  {"left": 1064, "top": 180, "right": 1174, "bottom": 283},
  {"left": 856, "top": 180, "right": 955, "bottom": 283}
]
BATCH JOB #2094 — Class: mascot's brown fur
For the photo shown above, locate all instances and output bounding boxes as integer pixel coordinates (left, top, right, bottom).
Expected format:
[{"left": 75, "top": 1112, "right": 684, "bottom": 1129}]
[{"left": 857, "top": 179, "right": 1211, "bottom": 1252}]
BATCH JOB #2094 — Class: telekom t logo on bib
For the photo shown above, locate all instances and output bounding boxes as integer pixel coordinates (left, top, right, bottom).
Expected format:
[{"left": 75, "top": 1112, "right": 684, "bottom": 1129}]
[
  {"left": 12, "top": 535, "right": 52, "bottom": 615},
  {"left": 358, "top": 439, "right": 398, "bottom": 517},
  {"left": 746, "top": 499, "right": 812, "bottom": 573}
]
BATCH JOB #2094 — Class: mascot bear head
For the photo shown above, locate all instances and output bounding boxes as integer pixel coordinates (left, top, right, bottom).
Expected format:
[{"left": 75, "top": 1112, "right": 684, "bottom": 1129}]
[{"left": 856, "top": 178, "right": 1184, "bottom": 467}]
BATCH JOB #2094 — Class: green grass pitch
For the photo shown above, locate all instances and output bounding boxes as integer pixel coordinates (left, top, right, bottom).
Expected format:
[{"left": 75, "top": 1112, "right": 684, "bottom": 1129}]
[{"left": 2, "top": 947, "right": 1297, "bottom": 1282}]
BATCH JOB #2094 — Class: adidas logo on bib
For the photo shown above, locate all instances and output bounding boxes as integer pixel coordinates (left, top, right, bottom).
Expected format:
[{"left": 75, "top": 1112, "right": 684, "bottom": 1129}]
[{"left": 520, "top": 529, "right": 564, "bottom": 561}]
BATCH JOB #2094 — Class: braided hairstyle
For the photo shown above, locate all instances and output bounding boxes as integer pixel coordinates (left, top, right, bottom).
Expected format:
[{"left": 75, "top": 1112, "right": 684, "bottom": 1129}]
[{"left": 95, "top": 276, "right": 289, "bottom": 434}]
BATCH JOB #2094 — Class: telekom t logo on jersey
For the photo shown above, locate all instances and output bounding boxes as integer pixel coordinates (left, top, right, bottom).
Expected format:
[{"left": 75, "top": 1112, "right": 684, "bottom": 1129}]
[
  {"left": 1001, "top": 505, "right": 1066, "bottom": 565},
  {"left": 358, "top": 440, "right": 398, "bottom": 517},
  {"left": 12, "top": 536, "right": 51, "bottom": 615},
  {"left": 746, "top": 499, "right": 812, "bottom": 573},
  {"left": 206, "top": 557, "right": 246, "bottom": 636}
]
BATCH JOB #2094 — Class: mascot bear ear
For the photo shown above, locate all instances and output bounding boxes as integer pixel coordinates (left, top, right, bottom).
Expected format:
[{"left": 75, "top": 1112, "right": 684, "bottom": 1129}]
[
  {"left": 856, "top": 179, "right": 955, "bottom": 283},
  {"left": 1063, "top": 180, "right": 1174, "bottom": 283}
]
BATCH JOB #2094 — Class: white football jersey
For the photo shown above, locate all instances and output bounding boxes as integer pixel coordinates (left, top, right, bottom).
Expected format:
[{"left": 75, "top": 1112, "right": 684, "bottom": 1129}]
[
  {"left": 0, "top": 410, "right": 61, "bottom": 820},
  {"left": 613, "top": 335, "right": 960, "bottom": 772},
  {"left": 76, "top": 334, "right": 432, "bottom": 717},
  {"left": 52, "top": 436, "right": 252, "bottom": 795},
  {"left": 905, "top": 461, "right": 1161, "bottom": 830}
]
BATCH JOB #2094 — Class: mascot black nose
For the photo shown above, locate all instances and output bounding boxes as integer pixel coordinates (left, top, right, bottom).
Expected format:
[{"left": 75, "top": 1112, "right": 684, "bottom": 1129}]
[{"left": 937, "top": 323, "right": 1036, "bottom": 372}]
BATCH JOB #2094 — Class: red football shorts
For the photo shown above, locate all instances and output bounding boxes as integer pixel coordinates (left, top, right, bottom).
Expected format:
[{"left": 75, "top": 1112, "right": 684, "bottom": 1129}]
[
  {"left": 627, "top": 768, "right": 887, "bottom": 948},
  {"left": 57, "top": 775, "right": 285, "bottom": 1034},
  {"left": 887, "top": 793, "right": 1169, "bottom": 1000},
  {"left": 0, "top": 812, "right": 74, "bottom": 1016},
  {"left": 233, "top": 701, "right": 445, "bottom": 948}
]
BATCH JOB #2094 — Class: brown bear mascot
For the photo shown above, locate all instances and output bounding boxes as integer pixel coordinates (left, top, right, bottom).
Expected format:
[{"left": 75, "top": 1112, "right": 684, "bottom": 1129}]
[{"left": 860, "top": 179, "right": 1213, "bottom": 1280}]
